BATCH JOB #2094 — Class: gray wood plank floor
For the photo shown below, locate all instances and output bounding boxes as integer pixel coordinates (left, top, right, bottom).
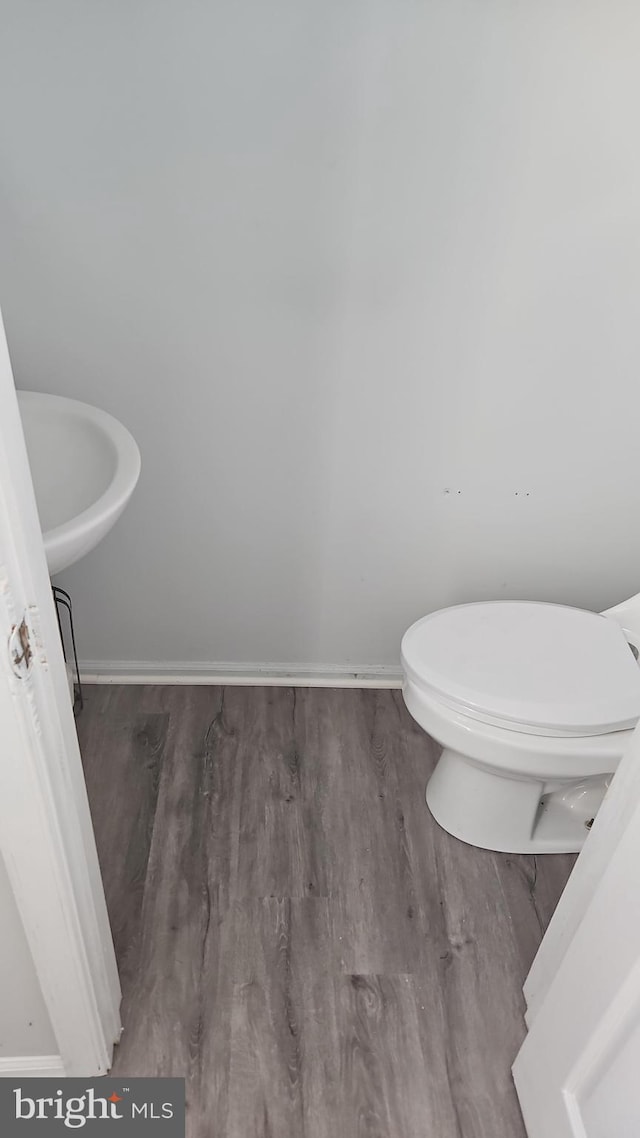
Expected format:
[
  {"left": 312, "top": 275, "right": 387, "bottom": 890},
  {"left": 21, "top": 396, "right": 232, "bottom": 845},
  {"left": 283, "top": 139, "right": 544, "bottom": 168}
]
[{"left": 77, "top": 685, "right": 575, "bottom": 1138}]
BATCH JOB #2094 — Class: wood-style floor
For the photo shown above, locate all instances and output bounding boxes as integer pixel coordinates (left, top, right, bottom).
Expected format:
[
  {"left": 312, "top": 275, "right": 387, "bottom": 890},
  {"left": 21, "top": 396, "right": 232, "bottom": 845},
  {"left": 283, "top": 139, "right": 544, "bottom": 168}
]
[{"left": 78, "top": 685, "right": 575, "bottom": 1138}]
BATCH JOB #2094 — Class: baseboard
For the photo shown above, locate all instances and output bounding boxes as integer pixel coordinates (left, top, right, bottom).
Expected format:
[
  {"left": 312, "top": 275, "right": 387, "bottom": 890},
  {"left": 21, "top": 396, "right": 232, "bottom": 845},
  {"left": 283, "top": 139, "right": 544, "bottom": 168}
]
[
  {"left": 0, "top": 1054, "right": 65, "bottom": 1078},
  {"left": 78, "top": 660, "right": 403, "bottom": 689}
]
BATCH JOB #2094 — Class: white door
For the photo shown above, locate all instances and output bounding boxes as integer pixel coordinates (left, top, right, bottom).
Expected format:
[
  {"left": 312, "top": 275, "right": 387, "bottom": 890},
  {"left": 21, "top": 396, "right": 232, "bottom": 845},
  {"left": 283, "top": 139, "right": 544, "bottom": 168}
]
[
  {"left": 0, "top": 308, "right": 121, "bottom": 1076},
  {"left": 513, "top": 721, "right": 640, "bottom": 1136}
]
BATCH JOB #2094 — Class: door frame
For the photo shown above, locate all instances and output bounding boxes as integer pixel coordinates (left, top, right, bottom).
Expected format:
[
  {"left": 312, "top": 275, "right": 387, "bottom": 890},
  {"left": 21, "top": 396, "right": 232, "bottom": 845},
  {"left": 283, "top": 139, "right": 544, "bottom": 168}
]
[
  {"left": 522, "top": 720, "right": 640, "bottom": 1028},
  {"left": 0, "top": 309, "right": 120, "bottom": 1077},
  {"left": 513, "top": 721, "right": 640, "bottom": 1133}
]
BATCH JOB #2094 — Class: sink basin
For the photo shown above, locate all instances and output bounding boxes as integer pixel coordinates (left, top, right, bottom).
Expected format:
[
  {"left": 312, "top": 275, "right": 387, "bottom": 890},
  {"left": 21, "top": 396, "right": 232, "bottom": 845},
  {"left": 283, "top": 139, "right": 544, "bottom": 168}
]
[{"left": 17, "top": 390, "right": 141, "bottom": 575}]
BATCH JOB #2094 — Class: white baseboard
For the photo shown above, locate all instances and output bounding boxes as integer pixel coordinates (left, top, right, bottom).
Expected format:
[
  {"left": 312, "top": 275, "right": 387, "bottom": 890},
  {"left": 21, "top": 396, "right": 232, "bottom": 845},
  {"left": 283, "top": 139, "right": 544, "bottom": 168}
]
[
  {"left": 78, "top": 661, "right": 403, "bottom": 689},
  {"left": 0, "top": 1054, "right": 65, "bottom": 1078}
]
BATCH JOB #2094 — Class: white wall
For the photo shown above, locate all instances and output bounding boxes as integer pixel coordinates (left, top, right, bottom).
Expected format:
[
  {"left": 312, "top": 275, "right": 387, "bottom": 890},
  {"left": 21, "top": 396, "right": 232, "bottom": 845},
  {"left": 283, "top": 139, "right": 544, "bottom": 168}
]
[
  {"left": 0, "top": 854, "right": 57, "bottom": 1060},
  {"left": 1, "top": 1, "right": 640, "bottom": 671}
]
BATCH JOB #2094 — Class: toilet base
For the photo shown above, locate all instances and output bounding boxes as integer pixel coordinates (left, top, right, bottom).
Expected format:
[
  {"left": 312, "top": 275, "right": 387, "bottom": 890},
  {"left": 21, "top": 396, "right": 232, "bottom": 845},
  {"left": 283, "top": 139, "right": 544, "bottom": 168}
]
[{"left": 426, "top": 748, "right": 605, "bottom": 854}]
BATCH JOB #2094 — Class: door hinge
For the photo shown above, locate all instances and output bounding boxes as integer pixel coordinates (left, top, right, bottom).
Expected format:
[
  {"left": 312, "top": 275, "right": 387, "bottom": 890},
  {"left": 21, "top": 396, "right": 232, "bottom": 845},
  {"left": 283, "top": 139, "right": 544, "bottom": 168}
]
[{"left": 9, "top": 615, "right": 33, "bottom": 678}]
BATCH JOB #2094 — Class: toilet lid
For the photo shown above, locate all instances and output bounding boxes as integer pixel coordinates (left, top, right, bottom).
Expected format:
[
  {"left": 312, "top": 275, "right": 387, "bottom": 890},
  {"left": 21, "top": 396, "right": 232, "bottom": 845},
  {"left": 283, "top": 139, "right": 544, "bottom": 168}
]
[{"left": 401, "top": 601, "right": 640, "bottom": 736}]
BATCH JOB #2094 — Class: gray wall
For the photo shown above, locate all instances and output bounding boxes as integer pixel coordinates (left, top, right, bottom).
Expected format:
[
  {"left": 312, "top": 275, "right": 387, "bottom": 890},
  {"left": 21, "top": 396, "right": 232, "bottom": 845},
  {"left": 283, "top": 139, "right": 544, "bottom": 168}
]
[{"left": 1, "top": 1, "right": 640, "bottom": 670}]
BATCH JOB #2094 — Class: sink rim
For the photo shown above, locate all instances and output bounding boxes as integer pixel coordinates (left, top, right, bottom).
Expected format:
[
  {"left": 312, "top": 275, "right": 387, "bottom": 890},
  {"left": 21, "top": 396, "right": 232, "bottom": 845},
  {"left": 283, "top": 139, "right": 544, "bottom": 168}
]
[{"left": 18, "top": 389, "right": 141, "bottom": 575}]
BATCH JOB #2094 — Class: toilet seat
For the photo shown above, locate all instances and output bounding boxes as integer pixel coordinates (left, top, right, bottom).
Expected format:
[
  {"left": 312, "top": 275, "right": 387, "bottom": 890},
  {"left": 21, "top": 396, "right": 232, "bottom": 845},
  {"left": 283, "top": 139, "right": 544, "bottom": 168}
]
[{"left": 401, "top": 601, "right": 640, "bottom": 738}]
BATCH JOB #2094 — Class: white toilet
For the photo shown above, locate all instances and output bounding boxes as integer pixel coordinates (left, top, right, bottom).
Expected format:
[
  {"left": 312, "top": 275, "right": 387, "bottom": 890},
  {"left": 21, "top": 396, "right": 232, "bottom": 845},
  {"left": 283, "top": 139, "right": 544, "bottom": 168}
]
[{"left": 401, "top": 591, "right": 640, "bottom": 854}]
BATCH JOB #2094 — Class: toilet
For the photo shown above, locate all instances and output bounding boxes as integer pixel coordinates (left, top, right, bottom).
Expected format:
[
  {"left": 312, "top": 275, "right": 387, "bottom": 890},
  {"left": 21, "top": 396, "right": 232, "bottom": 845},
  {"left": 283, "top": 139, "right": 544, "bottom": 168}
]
[{"left": 401, "top": 592, "right": 640, "bottom": 854}]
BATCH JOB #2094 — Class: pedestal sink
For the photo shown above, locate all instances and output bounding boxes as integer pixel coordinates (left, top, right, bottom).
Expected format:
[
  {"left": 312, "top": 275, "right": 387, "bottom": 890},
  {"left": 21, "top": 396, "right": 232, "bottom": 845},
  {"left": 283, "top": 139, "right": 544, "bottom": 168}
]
[{"left": 17, "top": 390, "right": 141, "bottom": 575}]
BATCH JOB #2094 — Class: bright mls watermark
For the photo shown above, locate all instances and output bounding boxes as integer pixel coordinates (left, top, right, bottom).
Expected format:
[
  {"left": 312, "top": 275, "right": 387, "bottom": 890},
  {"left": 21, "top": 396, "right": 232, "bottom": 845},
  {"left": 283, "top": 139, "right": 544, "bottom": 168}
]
[{"left": 0, "top": 1079, "right": 185, "bottom": 1135}]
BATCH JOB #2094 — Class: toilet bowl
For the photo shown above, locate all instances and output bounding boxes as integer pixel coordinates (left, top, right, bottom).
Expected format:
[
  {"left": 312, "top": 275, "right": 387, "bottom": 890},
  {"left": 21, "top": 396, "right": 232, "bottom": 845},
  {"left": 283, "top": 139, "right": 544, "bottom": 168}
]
[{"left": 401, "top": 597, "right": 640, "bottom": 853}]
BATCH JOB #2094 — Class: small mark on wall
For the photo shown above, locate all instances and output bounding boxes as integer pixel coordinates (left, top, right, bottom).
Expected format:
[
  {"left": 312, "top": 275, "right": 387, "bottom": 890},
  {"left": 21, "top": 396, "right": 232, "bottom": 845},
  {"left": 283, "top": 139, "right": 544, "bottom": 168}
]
[{"left": 442, "top": 488, "right": 532, "bottom": 497}]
